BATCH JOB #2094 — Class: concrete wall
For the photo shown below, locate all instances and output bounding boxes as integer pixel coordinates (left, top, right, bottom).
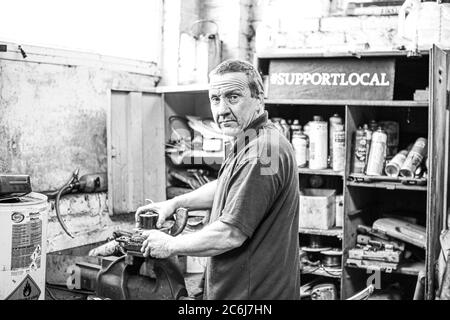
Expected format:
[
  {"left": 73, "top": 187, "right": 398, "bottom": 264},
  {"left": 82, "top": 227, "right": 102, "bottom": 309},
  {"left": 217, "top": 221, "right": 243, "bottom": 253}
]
[{"left": 0, "top": 42, "right": 160, "bottom": 252}]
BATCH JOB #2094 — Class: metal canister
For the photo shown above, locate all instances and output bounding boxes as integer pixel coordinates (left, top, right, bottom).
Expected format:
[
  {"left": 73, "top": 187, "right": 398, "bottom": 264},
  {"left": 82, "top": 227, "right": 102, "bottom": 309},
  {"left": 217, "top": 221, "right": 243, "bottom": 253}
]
[
  {"left": 292, "top": 129, "right": 309, "bottom": 168},
  {"left": 309, "top": 116, "right": 328, "bottom": 170},
  {"left": 385, "top": 150, "right": 409, "bottom": 177},
  {"left": 329, "top": 114, "right": 343, "bottom": 165},
  {"left": 365, "top": 127, "right": 387, "bottom": 176},
  {"left": 400, "top": 138, "right": 428, "bottom": 178},
  {"left": 332, "top": 124, "right": 345, "bottom": 172},
  {"left": 379, "top": 121, "right": 400, "bottom": 158},
  {"left": 352, "top": 127, "right": 367, "bottom": 174},
  {"left": 291, "top": 120, "right": 301, "bottom": 136}
]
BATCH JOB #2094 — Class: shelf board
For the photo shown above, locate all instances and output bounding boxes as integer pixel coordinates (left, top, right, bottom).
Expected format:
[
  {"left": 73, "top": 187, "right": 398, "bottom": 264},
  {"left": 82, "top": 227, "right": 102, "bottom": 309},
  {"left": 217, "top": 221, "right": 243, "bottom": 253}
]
[
  {"left": 298, "top": 168, "right": 344, "bottom": 177},
  {"left": 301, "top": 266, "right": 342, "bottom": 279},
  {"left": 347, "top": 181, "right": 427, "bottom": 192},
  {"left": 156, "top": 84, "right": 209, "bottom": 94},
  {"left": 346, "top": 261, "right": 425, "bottom": 276},
  {"left": 265, "top": 99, "right": 428, "bottom": 108},
  {"left": 299, "top": 227, "right": 343, "bottom": 238}
]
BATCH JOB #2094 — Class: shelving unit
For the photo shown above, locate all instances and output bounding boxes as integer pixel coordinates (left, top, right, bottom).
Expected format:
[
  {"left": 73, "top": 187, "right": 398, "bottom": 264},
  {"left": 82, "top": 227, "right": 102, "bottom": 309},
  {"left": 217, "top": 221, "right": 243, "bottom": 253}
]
[{"left": 256, "top": 46, "right": 449, "bottom": 300}]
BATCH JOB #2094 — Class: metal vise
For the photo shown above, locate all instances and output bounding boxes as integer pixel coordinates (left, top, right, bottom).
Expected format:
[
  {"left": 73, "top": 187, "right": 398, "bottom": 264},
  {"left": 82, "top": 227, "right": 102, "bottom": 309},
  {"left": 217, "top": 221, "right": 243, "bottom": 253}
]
[{"left": 77, "top": 208, "right": 189, "bottom": 300}]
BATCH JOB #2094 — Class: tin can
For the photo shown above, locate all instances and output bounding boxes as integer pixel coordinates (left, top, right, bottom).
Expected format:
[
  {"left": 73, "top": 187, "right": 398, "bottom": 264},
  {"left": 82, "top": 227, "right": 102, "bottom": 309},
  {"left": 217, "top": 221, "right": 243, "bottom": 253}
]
[
  {"left": 366, "top": 128, "right": 387, "bottom": 176},
  {"left": 352, "top": 127, "right": 367, "bottom": 174},
  {"left": 385, "top": 150, "right": 409, "bottom": 177},
  {"left": 309, "top": 116, "right": 328, "bottom": 170},
  {"left": 292, "top": 130, "right": 309, "bottom": 168},
  {"left": 329, "top": 114, "right": 343, "bottom": 165},
  {"left": 332, "top": 124, "right": 345, "bottom": 172},
  {"left": 379, "top": 121, "right": 400, "bottom": 158},
  {"left": 400, "top": 138, "right": 428, "bottom": 178}
]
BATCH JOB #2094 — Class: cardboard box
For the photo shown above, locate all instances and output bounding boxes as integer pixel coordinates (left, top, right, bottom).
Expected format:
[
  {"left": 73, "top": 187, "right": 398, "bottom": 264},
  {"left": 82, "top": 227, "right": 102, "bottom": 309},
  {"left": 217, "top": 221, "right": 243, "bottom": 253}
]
[{"left": 299, "top": 189, "right": 336, "bottom": 229}]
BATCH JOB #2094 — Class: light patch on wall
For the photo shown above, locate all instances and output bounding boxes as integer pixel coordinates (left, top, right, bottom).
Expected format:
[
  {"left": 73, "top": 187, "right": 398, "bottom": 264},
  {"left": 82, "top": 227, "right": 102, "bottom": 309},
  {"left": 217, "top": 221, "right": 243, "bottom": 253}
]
[{"left": 0, "top": 0, "right": 162, "bottom": 63}]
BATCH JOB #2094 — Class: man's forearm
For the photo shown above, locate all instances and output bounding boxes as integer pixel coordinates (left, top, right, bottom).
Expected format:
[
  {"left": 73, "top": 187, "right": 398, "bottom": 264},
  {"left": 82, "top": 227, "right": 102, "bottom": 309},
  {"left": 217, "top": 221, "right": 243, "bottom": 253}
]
[
  {"left": 169, "top": 221, "right": 247, "bottom": 257},
  {"left": 171, "top": 180, "right": 217, "bottom": 211}
]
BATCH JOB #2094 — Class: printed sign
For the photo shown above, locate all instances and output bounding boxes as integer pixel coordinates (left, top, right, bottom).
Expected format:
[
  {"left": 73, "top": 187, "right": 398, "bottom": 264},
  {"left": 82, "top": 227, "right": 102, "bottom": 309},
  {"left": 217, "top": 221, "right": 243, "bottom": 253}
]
[
  {"left": 6, "top": 274, "right": 41, "bottom": 300},
  {"left": 268, "top": 58, "right": 395, "bottom": 100}
]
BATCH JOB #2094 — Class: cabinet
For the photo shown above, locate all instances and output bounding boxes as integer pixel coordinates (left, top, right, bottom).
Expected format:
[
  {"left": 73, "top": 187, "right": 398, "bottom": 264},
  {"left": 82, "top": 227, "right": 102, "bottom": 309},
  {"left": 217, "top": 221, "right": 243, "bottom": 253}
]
[
  {"left": 107, "top": 47, "right": 449, "bottom": 300},
  {"left": 256, "top": 46, "right": 449, "bottom": 300}
]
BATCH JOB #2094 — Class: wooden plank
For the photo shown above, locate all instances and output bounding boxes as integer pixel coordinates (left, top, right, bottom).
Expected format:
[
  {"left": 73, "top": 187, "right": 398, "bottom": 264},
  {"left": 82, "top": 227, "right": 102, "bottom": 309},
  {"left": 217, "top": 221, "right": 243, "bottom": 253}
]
[
  {"left": 256, "top": 50, "right": 430, "bottom": 60},
  {"left": 298, "top": 168, "right": 344, "bottom": 177},
  {"left": 110, "top": 91, "right": 129, "bottom": 214},
  {"left": 299, "top": 227, "right": 343, "bottom": 238},
  {"left": 426, "top": 46, "right": 448, "bottom": 299},
  {"left": 265, "top": 99, "right": 428, "bottom": 107},
  {"left": 127, "top": 92, "right": 145, "bottom": 210},
  {"left": 142, "top": 93, "right": 166, "bottom": 202}
]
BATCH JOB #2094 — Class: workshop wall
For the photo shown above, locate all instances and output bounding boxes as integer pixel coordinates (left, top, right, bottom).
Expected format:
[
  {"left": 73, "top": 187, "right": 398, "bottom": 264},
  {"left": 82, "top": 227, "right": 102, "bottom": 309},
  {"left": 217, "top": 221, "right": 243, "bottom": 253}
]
[{"left": 0, "top": 43, "right": 159, "bottom": 251}]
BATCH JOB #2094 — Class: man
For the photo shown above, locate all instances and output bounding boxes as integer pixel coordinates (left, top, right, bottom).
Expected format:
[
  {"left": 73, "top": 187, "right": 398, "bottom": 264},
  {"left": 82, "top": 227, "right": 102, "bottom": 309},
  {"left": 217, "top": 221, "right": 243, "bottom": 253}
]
[{"left": 136, "top": 59, "right": 300, "bottom": 300}]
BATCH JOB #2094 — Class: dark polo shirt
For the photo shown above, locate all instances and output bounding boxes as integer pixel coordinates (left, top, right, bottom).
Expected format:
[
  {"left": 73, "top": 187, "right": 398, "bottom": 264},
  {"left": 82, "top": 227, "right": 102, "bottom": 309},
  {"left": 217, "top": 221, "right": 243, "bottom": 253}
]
[{"left": 204, "top": 112, "right": 300, "bottom": 300}]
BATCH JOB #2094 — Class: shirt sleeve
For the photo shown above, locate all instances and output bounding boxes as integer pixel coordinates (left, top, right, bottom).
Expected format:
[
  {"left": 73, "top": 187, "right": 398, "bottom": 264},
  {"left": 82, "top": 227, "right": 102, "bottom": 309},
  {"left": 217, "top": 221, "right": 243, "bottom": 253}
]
[{"left": 219, "top": 159, "right": 281, "bottom": 238}]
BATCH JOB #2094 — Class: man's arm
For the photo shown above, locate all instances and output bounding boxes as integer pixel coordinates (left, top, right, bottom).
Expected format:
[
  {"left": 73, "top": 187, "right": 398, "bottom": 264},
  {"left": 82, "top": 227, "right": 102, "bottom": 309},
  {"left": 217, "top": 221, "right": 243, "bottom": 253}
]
[
  {"left": 136, "top": 180, "right": 218, "bottom": 228},
  {"left": 141, "top": 220, "right": 248, "bottom": 259},
  {"left": 172, "top": 179, "right": 218, "bottom": 210}
]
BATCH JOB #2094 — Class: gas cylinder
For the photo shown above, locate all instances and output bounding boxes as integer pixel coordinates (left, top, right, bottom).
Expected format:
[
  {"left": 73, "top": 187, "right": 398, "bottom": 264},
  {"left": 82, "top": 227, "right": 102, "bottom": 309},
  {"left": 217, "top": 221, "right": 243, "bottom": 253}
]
[
  {"left": 309, "top": 116, "right": 328, "bottom": 170},
  {"left": 366, "top": 128, "right": 388, "bottom": 176},
  {"left": 0, "top": 193, "right": 49, "bottom": 300}
]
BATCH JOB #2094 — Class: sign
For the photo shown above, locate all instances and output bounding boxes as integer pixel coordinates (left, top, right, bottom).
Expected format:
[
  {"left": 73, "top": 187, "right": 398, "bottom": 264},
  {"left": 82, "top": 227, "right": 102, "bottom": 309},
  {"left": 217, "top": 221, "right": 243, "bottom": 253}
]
[
  {"left": 268, "top": 58, "right": 395, "bottom": 100},
  {"left": 6, "top": 274, "right": 41, "bottom": 300}
]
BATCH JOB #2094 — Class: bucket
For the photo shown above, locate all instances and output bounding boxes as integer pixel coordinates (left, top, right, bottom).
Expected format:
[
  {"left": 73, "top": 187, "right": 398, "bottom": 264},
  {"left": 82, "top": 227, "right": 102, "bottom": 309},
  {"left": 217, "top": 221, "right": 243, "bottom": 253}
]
[{"left": 0, "top": 193, "right": 49, "bottom": 300}]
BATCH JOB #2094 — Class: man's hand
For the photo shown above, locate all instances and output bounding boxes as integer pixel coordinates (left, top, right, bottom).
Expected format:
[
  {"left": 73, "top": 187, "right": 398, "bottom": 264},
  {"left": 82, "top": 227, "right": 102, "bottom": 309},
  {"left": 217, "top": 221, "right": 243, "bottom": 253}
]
[
  {"left": 141, "top": 230, "right": 175, "bottom": 259},
  {"left": 135, "top": 200, "right": 177, "bottom": 229}
]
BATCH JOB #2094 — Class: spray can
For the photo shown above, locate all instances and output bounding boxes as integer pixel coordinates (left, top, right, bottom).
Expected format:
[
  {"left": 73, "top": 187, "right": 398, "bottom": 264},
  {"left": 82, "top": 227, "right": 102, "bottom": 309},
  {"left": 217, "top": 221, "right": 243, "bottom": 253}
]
[
  {"left": 365, "top": 127, "right": 387, "bottom": 176},
  {"left": 309, "top": 116, "right": 328, "bottom": 170},
  {"left": 292, "top": 129, "right": 309, "bottom": 168},
  {"left": 329, "top": 114, "right": 343, "bottom": 166},
  {"left": 332, "top": 124, "right": 345, "bottom": 172},
  {"left": 363, "top": 124, "right": 373, "bottom": 169},
  {"left": 385, "top": 150, "right": 409, "bottom": 177},
  {"left": 379, "top": 121, "right": 400, "bottom": 158},
  {"left": 352, "top": 127, "right": 367, "bottom": 174},
  {"left": 291, "top": 120, "right": 301, "bottom": 134},
  {"left": 400, "top": 138, "right": 428, "bottom": 178}
]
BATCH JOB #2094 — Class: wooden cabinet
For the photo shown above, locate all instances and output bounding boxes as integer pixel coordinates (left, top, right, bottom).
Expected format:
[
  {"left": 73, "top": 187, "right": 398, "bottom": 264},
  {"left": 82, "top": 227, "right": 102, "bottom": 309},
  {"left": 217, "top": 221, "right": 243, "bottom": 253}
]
[{"left": 256, "top": 46, "right": 449, "bottom": 300}]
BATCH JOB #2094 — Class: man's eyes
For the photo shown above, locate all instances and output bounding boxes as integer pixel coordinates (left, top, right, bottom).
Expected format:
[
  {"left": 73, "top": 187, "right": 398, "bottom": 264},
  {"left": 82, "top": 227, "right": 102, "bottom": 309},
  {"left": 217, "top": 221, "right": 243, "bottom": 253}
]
[{"left": 209, "top": 95, "right": 241, "bottom": 104}]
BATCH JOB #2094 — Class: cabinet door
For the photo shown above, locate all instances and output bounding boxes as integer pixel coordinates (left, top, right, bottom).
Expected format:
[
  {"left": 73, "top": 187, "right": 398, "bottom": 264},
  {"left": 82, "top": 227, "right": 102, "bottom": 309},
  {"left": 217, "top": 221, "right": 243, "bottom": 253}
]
[
  {"left": 109, "top": 91, "right": 166, "bottom": 215},
  {"left": 427, "top": 45, "right": 449, "bottom": 299}
]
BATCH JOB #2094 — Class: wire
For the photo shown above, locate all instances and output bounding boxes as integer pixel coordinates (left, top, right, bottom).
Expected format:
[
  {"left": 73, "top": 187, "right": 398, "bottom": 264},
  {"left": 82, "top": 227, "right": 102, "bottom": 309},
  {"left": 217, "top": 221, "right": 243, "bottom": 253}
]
[{"left": 45, "top": 287, "right": 59, "bottom": 300}]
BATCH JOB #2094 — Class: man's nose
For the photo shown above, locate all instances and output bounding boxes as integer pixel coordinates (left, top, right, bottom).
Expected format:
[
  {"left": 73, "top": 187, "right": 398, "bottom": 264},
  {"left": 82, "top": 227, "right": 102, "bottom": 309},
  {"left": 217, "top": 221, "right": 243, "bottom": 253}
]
[{"left": 217, "top": 100, "right": 231, "bottom": 116}]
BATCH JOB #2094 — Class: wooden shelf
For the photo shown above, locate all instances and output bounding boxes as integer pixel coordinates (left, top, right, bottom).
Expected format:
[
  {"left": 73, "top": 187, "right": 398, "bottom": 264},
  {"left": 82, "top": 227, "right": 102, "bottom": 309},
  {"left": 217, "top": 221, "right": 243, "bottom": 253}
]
[
  {"left": 299, "top": 227, "right": 343, "bottom": 238},
  {"left": 156, "top": 84, "right": 209, "bottom": 94},
  {"left": 347, "top": 181, "right": 427, "bottom": 192},
  {"left": 346, "top": 261, "right": 425, "bottom": 276},
  {"left": 265, "top": 99, "right": 428, "bottom": 108},
  {"left": 298, "top": 168, "right": 344, "bottom": 177},
  {"left": 302, "top": 265, "right": 342, "bottom": 279}
]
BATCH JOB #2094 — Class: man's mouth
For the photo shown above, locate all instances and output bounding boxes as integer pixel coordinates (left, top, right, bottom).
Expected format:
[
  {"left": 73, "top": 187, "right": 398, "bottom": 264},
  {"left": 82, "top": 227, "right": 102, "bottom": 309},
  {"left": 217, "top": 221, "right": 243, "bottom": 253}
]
[{"left": 219, "top": 120, "right": 237, "bottom": 127}]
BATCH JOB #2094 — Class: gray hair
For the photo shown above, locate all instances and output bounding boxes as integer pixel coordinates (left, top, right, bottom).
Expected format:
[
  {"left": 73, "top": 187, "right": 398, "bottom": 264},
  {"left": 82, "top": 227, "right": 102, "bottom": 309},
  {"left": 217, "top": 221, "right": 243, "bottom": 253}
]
[{"left": 209, "top": 59, "right": 264, "bottom": 99}]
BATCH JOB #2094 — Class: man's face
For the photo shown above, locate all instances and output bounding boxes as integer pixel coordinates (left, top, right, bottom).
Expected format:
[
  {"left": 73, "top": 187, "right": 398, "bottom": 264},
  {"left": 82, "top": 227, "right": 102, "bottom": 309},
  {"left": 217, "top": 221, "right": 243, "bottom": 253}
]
[{"left": 209, "top": 72, "right": 263, "bottom": 137}]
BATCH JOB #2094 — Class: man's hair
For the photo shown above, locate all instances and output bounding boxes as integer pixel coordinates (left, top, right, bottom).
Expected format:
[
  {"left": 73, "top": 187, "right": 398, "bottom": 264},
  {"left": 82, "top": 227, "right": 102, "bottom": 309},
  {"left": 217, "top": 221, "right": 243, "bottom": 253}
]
[{"left": 209, "top": 59, "right": 264, "bottom": 99}]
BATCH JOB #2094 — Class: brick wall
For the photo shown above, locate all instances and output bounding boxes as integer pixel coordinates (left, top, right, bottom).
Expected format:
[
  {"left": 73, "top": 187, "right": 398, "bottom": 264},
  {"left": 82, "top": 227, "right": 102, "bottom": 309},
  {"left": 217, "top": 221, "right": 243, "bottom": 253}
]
[{"left": 251, "top": 0, "right": 399, "bottom": 59}]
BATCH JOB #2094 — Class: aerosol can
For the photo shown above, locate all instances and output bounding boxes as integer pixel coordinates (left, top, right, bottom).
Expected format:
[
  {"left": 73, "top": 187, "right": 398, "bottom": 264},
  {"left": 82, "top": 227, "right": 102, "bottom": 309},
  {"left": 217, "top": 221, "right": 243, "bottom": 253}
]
[
  {"left": 309, "top": 116, "right": 328, "bottom": 170},
  {"left": 385, "top": 149, "right": 409, "bottom": 177},
  {"left": 366, "top": 127, "right": 388, "bottom": 176},
  {"left": 332, "top": 124, "right": 345, "bottom": 172},
  {"left": 400, "top": 138, "right": 428, "bottom": 178},
  {"left": 363, "top": 124, "right": 373, "bottom": 169},
  {"left": 329, "top": 114, "right": 343, "bottom": 166},
  {"left": 280, "top": 119, "right": 291, "bottom": 141},
  {"left": 292, "top": 128, "right": 309, "bottom": 168},
  {"left": 352, "top": 127, "right": 367, "bottom": 174},
  {"left": 290, "top": 120, "right": 302, "bottom": 142}
]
